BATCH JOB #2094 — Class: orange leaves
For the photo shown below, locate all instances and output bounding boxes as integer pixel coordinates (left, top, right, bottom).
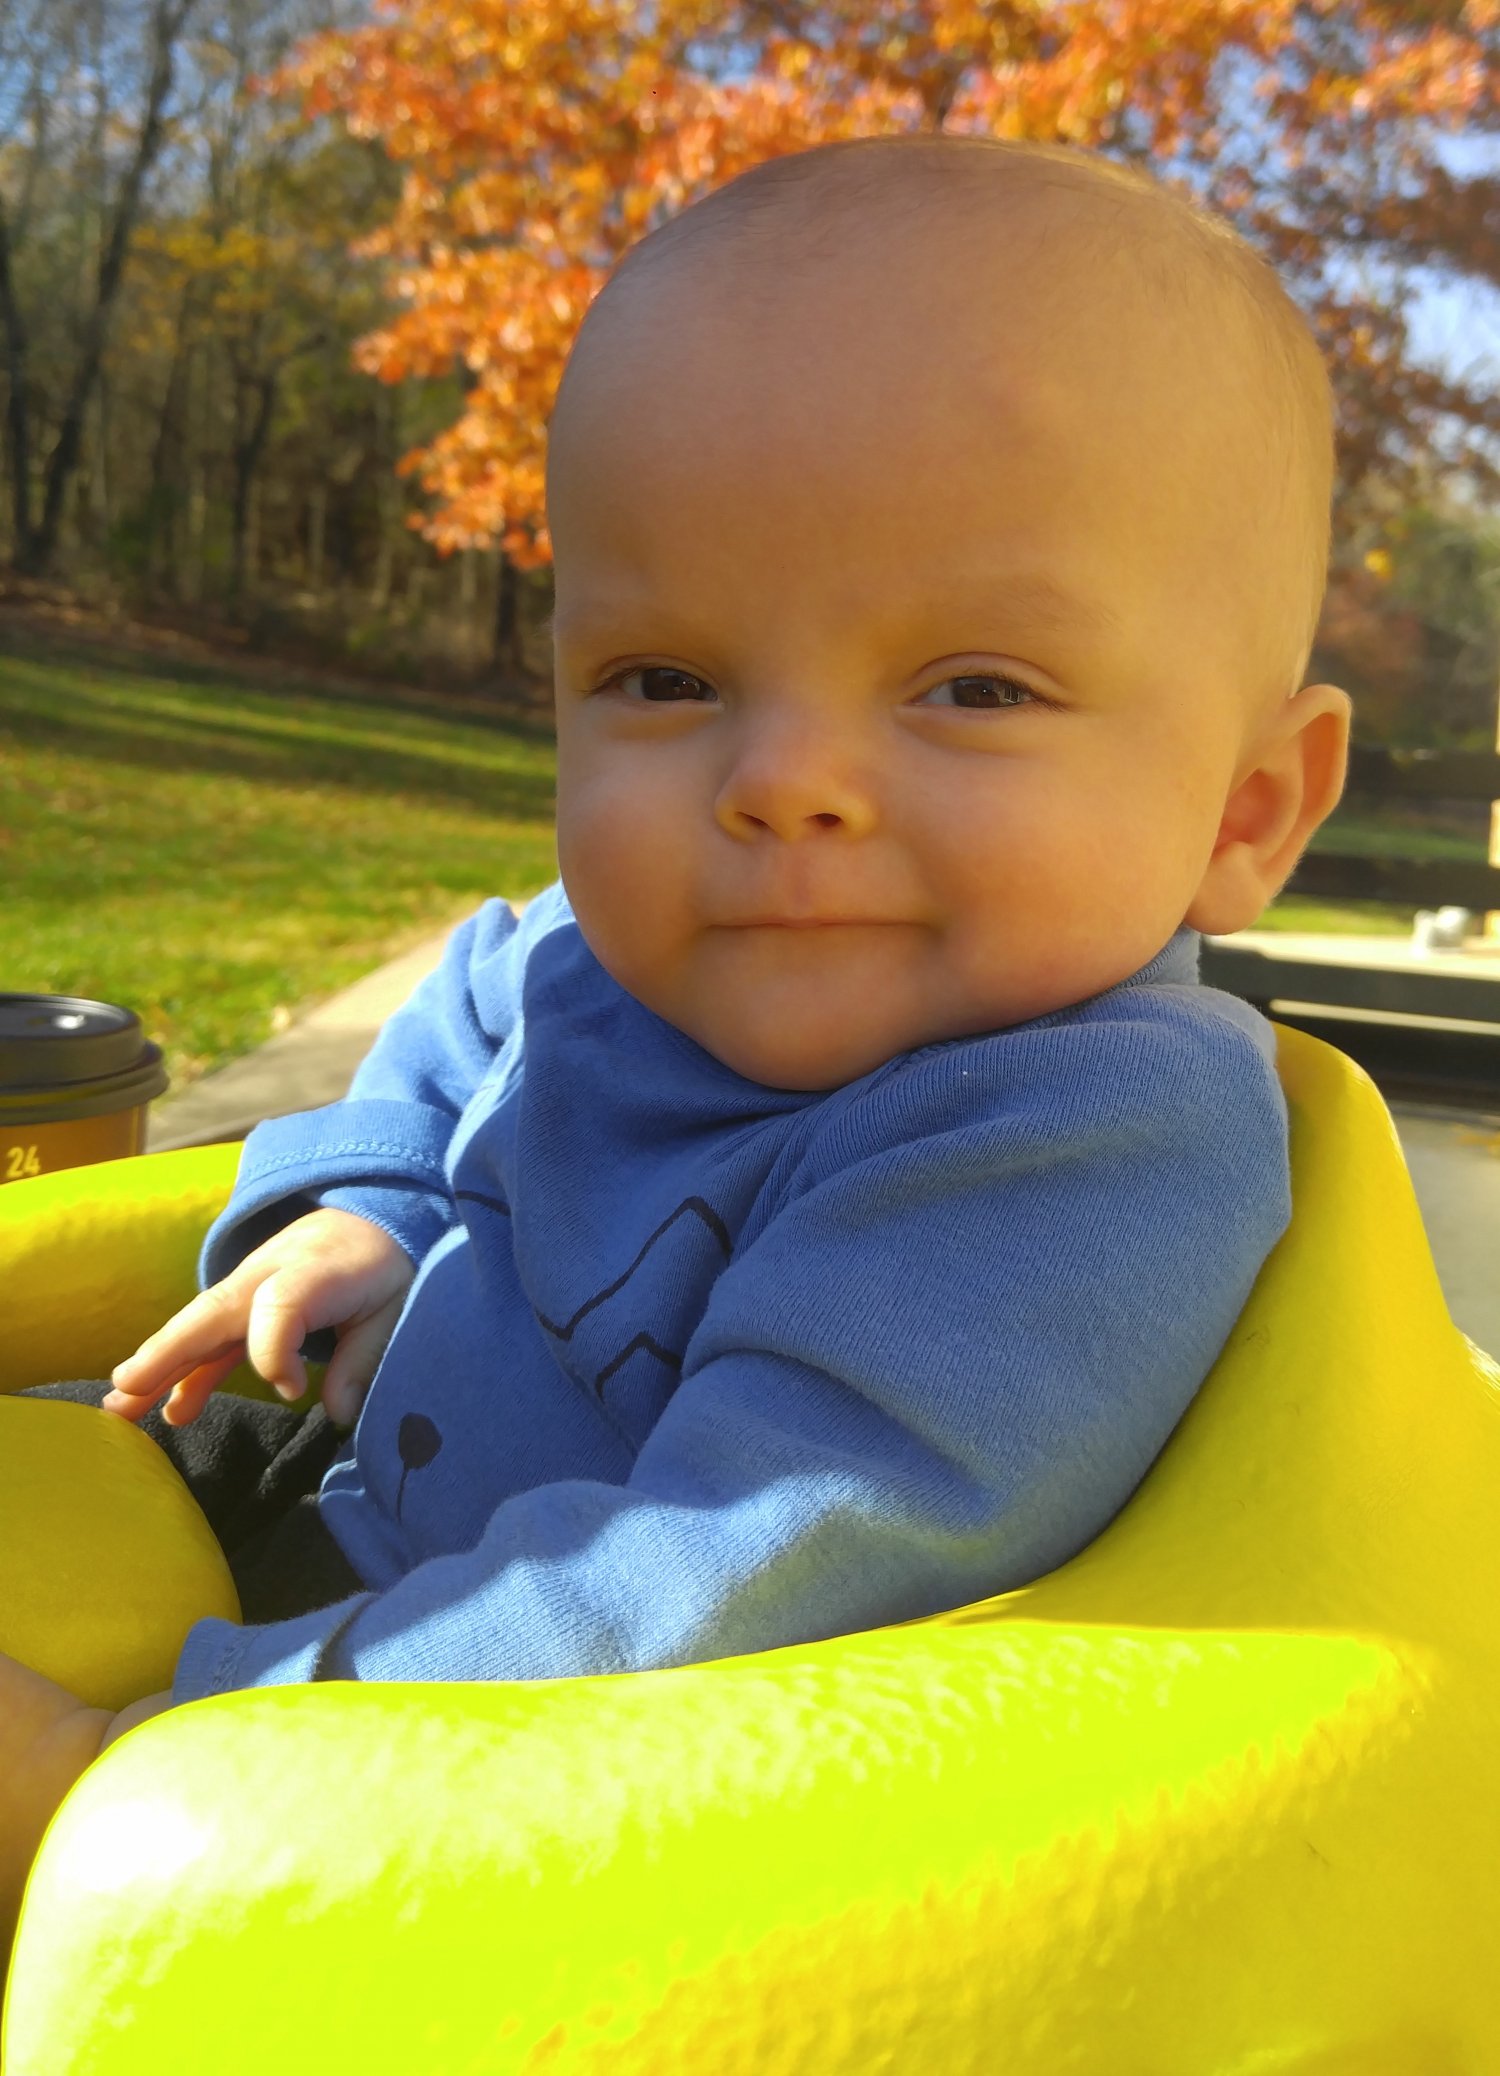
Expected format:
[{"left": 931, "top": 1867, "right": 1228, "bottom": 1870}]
[{"left": 268, "top": 0, "right": 1500, "bottom": 562}]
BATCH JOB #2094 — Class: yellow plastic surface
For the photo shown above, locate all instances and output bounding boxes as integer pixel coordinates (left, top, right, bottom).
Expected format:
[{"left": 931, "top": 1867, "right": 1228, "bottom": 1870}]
[
  {"left": 0, "top": 1397, "right": 239, "bottom": 1708},
  {"left": 0, "top": 1139, "right": 270, "bottom": 1403},
  {"left": 3, "top": 1026, "right": 1498, "bottom": 2072}
]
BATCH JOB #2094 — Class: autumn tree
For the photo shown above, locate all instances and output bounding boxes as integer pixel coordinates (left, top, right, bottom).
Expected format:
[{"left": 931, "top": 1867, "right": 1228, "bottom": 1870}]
[{"left": 277, "top": 0, "right": 1500, "bottom": 648}]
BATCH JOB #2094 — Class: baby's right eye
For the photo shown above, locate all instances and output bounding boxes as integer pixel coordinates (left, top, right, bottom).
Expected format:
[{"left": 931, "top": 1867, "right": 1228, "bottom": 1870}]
[{"left": 595, "top": 666, "right": 718, "bottom": 704}]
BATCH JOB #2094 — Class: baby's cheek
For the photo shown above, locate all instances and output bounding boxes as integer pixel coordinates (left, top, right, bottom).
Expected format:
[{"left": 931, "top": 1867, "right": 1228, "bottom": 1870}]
[
  {"left": 559, "top": 805, "right": 689, "bottom": 992},
  {"left": 568, "top": 772, "right": 697, "bottom": 909}
]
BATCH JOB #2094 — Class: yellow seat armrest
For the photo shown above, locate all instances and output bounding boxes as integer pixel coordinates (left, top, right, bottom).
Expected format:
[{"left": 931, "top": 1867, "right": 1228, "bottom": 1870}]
[
  {"left": 0, "top": 1144, "right": 246, "bottom": 1395},
  {"left": 4, "top": 1615, "right": 1480, "bottom": 2074}
]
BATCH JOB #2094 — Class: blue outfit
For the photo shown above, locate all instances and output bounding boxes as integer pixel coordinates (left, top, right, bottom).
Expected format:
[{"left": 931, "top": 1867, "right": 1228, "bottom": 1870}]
[{"left": 172, "top": 881, "right": 1291, "bottom": 1702}]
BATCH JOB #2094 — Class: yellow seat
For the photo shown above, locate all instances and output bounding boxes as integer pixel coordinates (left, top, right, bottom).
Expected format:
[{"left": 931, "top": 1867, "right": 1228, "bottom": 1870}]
[{"left": 2, "top": 1021, "right": 1497, "bottom": 2074}]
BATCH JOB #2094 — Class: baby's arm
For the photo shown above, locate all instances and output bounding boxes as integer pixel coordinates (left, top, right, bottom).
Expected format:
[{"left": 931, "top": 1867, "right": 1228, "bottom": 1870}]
[{"left": 105, "top": 1208, "right": 416, "bottom": 1428}]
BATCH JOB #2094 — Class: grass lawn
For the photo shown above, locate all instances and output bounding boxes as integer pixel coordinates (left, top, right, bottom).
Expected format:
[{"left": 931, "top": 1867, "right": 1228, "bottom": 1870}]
[
  {"left": 0, "top": 624, "right": 559, "bottom": 1097},
  {"left": 2, "top": 621, "right": 1490, "bottom": 1098},
  {"left": 1235, "top": 803, "right": 1494, "bottom": 938}
]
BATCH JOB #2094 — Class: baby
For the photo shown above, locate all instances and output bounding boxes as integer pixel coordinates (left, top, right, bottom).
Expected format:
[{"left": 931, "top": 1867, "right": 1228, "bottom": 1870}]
[{"left": 1, "top": 131, "right": 1351, "bottom": 1946}]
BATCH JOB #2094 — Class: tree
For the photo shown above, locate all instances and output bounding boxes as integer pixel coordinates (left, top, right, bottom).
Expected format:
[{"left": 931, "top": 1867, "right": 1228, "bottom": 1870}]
[
  {"left": 0, "top": 0, "right": 203, "bottom": 575},
  {"left": 275, "top": 0, "right": 1500, "bottom": 590}
]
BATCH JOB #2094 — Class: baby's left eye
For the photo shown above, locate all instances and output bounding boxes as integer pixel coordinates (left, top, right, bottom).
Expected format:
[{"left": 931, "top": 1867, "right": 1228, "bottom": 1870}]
[{"left": 917, "top": 674, "right": 1038, "bottom": 710}]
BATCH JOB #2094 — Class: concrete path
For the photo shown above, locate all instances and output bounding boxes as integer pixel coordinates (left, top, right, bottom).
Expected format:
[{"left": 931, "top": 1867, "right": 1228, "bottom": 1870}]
[{"left": 146, "top": 915, "right": 1500, "bottom": 1359}]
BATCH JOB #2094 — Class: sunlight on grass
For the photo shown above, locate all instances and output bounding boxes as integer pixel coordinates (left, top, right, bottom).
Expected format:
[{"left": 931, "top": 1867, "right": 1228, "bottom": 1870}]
[
  {"left": 1256, "top": 898, "right": 1411, "bottom": 936},
  {"left": 1256, "top": 808, "right": 1495, "bottom": 938},
  {"left": 0, "top": 633, "right": 559, "bottom": 1095}
]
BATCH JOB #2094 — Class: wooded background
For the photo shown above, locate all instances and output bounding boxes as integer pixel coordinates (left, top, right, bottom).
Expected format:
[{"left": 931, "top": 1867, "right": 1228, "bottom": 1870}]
[{"left": 0, "top": 0, "right": 1496, "bottom": 739}]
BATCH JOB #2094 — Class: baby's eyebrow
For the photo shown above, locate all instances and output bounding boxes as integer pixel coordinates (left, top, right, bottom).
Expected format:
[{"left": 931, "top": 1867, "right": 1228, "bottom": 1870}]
[
  {"left": 549, "top": 574, "right": 1119, "bottom": 645},
  {"left": 923, "top": 572, "right": 1122, "bottom": 640}
]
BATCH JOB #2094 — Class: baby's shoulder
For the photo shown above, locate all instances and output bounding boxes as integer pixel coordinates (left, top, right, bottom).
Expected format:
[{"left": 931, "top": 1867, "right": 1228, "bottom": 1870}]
[{"left": 799, "top": 981, "right": 1284, "bottom": 1181}]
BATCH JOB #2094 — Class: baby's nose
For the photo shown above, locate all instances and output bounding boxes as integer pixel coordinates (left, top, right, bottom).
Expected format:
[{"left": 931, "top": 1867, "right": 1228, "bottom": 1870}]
[{"left": 712, "top": 720, "right": 879, "bottom": 842}]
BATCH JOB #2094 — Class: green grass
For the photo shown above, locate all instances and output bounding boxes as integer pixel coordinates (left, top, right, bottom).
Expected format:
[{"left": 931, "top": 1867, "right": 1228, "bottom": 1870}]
[
  {"left": 3, "top": 624, "right": 1491, "bottom": 1097},
  {"left": 1257, "top": 804, "right": 1494, "bottom": 937},
  {"left": 0, "top": 626, "right": 559, "bottom": 1097}
]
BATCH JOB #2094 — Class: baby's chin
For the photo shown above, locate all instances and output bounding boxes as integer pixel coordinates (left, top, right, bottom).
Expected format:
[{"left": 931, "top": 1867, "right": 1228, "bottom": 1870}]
[
  {"left": 702, "top": 1036, "right": 892, "bottom": 1093},
  {"left": 675, "top": 995, "right": 941, "bottom": 1093}
]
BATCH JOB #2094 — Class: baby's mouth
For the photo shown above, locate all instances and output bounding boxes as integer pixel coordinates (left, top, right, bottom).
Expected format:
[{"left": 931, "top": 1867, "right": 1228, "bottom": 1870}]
[{"left": 719, "top": 915, "right": 892, "bottom": 929}]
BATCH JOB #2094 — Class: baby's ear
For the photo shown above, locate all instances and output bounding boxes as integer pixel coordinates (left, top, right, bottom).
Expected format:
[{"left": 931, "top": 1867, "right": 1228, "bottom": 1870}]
[
  {"left": 1290, "top": 681, "right": 1354, "bottom": 826},
  {"left": 1182, "top": 683, "right": 1352, "bottom": 936}
]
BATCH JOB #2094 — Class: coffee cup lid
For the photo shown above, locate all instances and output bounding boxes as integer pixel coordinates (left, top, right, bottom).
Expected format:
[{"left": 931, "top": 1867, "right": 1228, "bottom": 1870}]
[{"left": 0, "top": 994, "right": 156, "bottom": 1089}]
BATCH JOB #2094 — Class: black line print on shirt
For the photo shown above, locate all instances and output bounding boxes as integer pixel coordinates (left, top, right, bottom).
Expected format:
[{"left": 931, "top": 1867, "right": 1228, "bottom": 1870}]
[
  {"left": 536, "top": 1196, "right": 732, "bottom": 1339},
  {"left": 394, "top": 1412, "right": 443, "bottom": 1521},
  {"left": 535, "top": 1196, "right": 732, "bottom": 1400},
  {"left": 449, "top": 1189, "right": 734, "bottom": 1398}
]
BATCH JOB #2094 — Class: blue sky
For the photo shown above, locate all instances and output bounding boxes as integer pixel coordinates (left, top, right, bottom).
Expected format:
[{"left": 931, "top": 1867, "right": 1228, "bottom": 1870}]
[
  {"left": 1160, "top": 45, "right": 1500, "bottom": 499},
  {"left": 1371, "top": 128, "right": 1500, "bottom": 390},
  {"left": 1317, "top": 125, "right": 1500, "bottom": 501}
]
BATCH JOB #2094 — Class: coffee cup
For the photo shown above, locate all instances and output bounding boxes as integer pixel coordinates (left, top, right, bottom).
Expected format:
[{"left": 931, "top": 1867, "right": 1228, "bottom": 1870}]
[{"left": 0, "top": 994, "right": 169, "bottom": 1185}]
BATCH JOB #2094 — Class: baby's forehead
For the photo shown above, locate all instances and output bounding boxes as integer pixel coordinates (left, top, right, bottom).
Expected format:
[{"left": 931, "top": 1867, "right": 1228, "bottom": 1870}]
[
  {"left": 576, "top": 229, "right": 1269, "bottom": 539},
  {"left": 614, "top": 159, "right": 1227, "bottom": 332},
  {"left": 590, "top": 177, "right": 1278, "bottom": 460}
]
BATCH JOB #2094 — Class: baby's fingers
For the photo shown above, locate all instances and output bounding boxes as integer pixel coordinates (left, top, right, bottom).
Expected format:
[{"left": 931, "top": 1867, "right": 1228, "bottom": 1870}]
[
  {"left": 109, "top": 1329, "right": 293, "bottom": 1429},
  {"left": 242, "top": 1270, "right": 330, "bottom": 1405},
  {"left": 106, "top": 1284, "right": 255, "bottom": 1416},
  {"left": 102, "top": 1346, "right": 245, "bottom": 1424},
  {"left": 320, "top": 1296, "right": 404, "bottom": 1427},
  {"left": 158, "top": 1348, "right": 250, "bottom": 1428}
]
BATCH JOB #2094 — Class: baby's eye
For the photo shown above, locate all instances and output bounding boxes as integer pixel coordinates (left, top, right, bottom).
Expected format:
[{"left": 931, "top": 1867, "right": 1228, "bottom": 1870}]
[
  {"left": 596, "top": 666, "right": 718, "bottom": 704},
  {"left": 590, "top": 667, "right": 1044, "bottom": 710},
  {"left": 916, "top": 673, "right": 1039, "bottom": 710}
]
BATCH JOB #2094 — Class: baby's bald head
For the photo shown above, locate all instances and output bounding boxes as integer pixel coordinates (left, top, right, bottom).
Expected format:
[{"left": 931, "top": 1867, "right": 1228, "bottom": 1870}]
[
  {"left": 550, "top": 134, "right": 1335, "bottom": 739},
  {"left": 547, "top": 134, "right": 1354, "bottom": 1077}
]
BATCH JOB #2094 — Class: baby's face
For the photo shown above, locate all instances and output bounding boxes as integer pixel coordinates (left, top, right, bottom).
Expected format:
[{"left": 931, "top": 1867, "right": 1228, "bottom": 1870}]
[{"left": 549, "top": 207, "right": 1330, "bottom": 1090}]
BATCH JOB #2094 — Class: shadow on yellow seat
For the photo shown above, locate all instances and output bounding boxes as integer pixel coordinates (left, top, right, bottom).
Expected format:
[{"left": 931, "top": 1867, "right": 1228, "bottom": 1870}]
[{"left": 2, "top": 1021, "right": 1497, "bottom": 2074}]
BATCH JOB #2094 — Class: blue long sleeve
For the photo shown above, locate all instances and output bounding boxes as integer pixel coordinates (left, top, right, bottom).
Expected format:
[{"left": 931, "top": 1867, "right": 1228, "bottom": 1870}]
[
  {"left": 198, "top": 891, "right": 549, "bottom": 1280},
  {"left": 172, "top": 889, "right": 1291, "bottom": 1701}
]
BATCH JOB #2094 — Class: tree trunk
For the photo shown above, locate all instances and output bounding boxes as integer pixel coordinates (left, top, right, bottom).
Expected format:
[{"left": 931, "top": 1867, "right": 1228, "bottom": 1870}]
[
  {"left": 92, "top": 371, "right": 113, "bottom": 542},
  {"left": 1487, "top": 666, "right": 1500, "bottom": 943},
  {"left": 306, "top": 483, "right": 327, "bottom": 593},
  {"left": 186, "top": 462, "right": 207, "bottom": 606},
  {"left": 141, "top": 291, "right": 196, "bottom": 594},
  {"left": 494, "top": 552, "right": 523, "bottom": 678},
  {"left": 22, "top": 0, "right": 200, "bottom": 577},
  {"left": 230, "top": 369, "right": 278, "bottom": 615},
  {"left": 0, "top": 199, "right": 34, "bottom": 563},
  {"left": 370, "top": 383, "right": 399, "bottom": 608}
]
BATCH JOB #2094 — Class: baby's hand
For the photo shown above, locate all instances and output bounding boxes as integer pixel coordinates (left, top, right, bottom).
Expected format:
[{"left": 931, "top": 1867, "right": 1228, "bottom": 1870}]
[{"left": 103, "top": 1208, "right": 416, "bottom": 1429}]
